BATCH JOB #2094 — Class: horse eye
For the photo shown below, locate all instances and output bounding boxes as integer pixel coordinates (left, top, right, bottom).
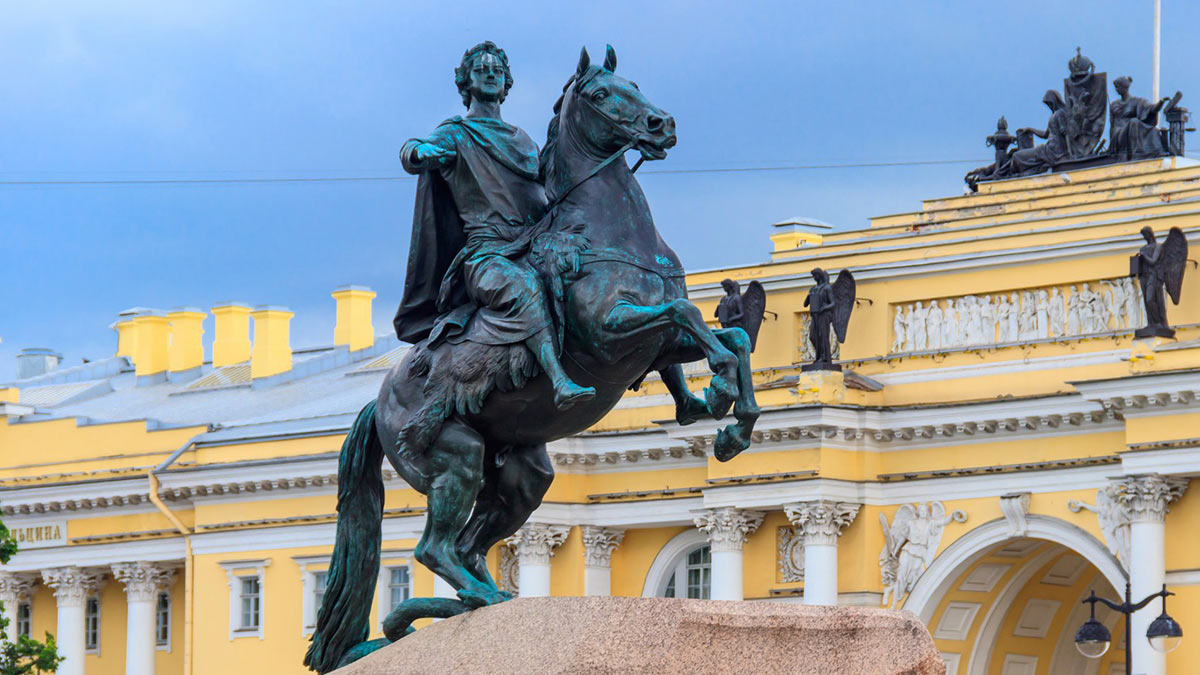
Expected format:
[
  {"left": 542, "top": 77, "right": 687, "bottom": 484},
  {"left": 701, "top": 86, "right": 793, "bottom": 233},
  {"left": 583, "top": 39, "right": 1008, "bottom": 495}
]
[{"left": 592, "top": 89, "right": 608, "bottom": 102}]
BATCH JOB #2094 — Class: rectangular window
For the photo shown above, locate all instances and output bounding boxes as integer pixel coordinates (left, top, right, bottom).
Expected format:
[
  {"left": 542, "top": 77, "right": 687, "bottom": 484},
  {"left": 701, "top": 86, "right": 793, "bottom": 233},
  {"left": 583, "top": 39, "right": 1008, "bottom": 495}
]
[
  {"left": 313, "top": 571, "right": 328, "bottom": 617},
  {"left": 388, "top": 567, "right": 411, "bottom": 611},
  {"left": 16, "top": 603, "right": 31, "bottom": 638},
  {"left": 239, "top": 577, "right": 261, "bottom": 631},
  {"left": 686, "top": 547, "right": 711, "bottom": 600},
  {"left": 156, "top": 592, "right": 171, "bottom": 646},
  {"left": 85, "top": 596, "right": 100, "bottom": 651}
]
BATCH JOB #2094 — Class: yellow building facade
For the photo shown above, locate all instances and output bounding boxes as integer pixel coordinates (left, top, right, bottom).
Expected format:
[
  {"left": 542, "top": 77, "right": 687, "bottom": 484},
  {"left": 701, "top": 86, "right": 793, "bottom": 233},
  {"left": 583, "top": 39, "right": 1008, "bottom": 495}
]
[{"left": 3, "top": 160, "right": 1200, "bottom": 674}]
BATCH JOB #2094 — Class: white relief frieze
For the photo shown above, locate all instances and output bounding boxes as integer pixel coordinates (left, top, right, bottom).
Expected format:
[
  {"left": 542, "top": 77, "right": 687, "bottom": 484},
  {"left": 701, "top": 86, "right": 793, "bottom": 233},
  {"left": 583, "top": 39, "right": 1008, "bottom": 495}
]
[
  {"left": 879, "top": 502, "right": 967, "bottom": 609},
  {"left": 889, "top": 277, "right": 1144, "bottom": 354}
]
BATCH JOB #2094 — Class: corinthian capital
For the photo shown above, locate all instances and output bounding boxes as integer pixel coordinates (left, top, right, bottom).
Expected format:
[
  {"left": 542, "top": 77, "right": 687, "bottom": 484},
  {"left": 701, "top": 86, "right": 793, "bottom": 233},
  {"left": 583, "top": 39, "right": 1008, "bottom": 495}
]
[
  {"left": 41, "top": 566, "right": 101, "bottom": 608},
  {"left": 580, "top": 526, "right": 625, "bottom": 568},
  {"left": 112, "top": 562, "right": 177, "bottom": 603},
  {"left": 1113, "top": 474, "right": 1188, "bottom": 523},
  {"left": 784, "top": 500, "right": 860, "bottom": 546},
  {"left": 692, "top": 507, "right": 764, "bottom": 552},
  {"left": 0, "top": 573, "right": 36, "bottom": 603},
  {"left": 507, "top": 523, "right": 570, "bottom": 565}
]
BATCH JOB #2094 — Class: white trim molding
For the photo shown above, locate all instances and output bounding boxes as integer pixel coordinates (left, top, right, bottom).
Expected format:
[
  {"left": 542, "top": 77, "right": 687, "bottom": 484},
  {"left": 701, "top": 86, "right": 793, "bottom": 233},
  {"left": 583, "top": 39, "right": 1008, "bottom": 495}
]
[{"left": 219, "top": 558, "right": 271, "bottom": 640}]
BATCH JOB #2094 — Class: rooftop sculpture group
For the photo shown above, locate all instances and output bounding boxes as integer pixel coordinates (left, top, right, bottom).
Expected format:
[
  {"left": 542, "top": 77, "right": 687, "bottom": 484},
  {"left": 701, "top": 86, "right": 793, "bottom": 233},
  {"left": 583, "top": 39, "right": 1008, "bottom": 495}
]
[
  {"left": 304, "top": 42, "right": 762, "bottom": 673},
  {"left": 965, "top": 49, "right": 1190, "bottom": 191}
]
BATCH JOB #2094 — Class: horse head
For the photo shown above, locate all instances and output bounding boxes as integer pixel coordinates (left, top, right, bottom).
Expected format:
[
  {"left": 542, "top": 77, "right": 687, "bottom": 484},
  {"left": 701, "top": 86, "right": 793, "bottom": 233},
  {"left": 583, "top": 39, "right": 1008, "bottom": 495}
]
[{"left": 560, "top": 45, "right": 677, "bottom": 162}]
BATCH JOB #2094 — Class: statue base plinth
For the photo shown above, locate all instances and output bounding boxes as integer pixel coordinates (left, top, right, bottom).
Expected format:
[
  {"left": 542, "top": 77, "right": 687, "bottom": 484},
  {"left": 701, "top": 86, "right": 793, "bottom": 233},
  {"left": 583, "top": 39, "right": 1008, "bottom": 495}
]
[
  {"left": 1135, "top": 326, "right": 1176, "bottom": 339},
  {"left": 793, "top": 369, "right": 846, "bottom": 405},
  {"left": 331, "top": 597, "right": 944, "bottom": 675},
  {"left": 800, "top": 361, "right": 842, "bottom": 372}
]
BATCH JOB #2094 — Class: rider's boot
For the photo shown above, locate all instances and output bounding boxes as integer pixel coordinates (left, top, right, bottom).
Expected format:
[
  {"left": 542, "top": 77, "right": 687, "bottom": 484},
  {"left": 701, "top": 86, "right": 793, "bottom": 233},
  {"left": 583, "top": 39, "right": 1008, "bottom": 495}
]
[{"left": 528, "top": 331, "right": 595, "bottom": 411}]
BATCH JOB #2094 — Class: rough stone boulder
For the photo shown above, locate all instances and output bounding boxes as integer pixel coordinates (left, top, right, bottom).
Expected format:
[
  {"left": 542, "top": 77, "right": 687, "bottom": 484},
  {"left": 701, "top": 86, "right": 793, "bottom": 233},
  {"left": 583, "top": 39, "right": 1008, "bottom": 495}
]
[{"left": 332, "top": 596, "right": 945, "bottom": 675}]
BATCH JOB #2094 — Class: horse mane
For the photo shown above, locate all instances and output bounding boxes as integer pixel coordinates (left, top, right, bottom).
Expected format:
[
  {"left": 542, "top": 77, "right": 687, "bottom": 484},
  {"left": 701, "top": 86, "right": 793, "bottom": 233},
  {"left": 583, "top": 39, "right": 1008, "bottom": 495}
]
[{"left": 539, "top": 73, "right": 578, "bottom": 184}]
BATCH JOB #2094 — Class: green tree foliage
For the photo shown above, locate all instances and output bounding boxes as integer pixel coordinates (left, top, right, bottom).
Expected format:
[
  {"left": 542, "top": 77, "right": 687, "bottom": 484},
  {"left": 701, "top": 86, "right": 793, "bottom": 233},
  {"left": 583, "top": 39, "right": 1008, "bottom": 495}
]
[{"left": 0, "top": 520, "right": 62, "bottom": 675}]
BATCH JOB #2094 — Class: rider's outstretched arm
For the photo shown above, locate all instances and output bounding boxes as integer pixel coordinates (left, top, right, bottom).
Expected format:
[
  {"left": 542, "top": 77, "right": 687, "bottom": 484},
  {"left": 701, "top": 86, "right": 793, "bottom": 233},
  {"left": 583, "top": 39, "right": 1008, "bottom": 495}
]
[{"left": 400, "top": 127, "right": 457, "bottom": 174}]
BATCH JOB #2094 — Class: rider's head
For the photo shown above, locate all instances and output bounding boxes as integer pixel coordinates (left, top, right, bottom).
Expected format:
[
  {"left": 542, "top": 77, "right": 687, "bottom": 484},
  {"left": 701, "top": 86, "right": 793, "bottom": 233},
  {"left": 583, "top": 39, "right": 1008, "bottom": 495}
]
[{"left": 456, "top": 41, "right": 514, "bottom": 108}]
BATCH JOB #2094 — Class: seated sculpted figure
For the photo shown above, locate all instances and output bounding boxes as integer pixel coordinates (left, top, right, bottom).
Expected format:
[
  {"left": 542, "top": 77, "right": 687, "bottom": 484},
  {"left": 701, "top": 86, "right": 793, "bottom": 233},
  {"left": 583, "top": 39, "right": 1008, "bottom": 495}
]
[
  {"left": 392, "top": 41, "right": 595, "bottom": 410},
  {"left": 1009, "top": 90, "right": 1069, "bottom": 177},
  {"left": 1109, "top": 75, "right": 1168, "bottom": 161}
]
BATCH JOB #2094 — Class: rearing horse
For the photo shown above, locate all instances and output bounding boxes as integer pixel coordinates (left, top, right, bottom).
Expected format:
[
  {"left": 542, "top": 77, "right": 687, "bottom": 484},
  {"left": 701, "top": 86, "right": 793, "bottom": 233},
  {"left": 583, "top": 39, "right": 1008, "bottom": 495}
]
[{"left": 306, "top": 45, "right": 760, "bottom": 673}]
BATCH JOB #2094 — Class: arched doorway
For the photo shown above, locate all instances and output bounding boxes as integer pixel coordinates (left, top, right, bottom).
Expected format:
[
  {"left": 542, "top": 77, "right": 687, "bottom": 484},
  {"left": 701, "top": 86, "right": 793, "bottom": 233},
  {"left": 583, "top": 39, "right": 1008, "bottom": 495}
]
[{"left": 905, "top": 516, "right": 1127, "bottom": 674}]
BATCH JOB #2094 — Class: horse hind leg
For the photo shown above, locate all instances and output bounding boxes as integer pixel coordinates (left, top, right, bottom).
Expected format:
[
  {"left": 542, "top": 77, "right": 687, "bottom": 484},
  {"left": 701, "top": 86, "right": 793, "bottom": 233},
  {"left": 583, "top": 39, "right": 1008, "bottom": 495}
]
[
  {"left": 411, "top": 419, "right": 509, "bottom": 609},
  {"left": 660, "top": 363, "right": 707, "bottom": 425},
  {"left": 605, "top": 298, "right": 739, "bottom": 418},
  {"left": 455, "top": 442, "right": 555, "bottom": 588},
  {"left": 710, "top": 327, "right": 760, "bottom": 461}
]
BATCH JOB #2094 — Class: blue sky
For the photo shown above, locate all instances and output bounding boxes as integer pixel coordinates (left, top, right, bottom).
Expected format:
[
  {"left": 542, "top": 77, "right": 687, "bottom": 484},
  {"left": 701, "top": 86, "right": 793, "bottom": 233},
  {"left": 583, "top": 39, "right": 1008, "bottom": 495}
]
[{"left": 4, "top": 1, "right": 1199, "bottom": 380}]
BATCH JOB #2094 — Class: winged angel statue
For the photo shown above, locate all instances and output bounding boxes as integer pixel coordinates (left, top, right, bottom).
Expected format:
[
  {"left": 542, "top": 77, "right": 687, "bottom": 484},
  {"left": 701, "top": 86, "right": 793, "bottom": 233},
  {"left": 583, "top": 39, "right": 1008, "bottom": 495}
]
[
  {"left": 879, "top": 502, "right": 967, "bottom": 609},
  {"left": 716, "top": 279, "right": 767, "bottom": 351},
  {"left": 1131, "top": 226, "right": 1188, "bottom": 338},
  {"left": 802, "top": 268, "right": 855, "bottom": 371}
]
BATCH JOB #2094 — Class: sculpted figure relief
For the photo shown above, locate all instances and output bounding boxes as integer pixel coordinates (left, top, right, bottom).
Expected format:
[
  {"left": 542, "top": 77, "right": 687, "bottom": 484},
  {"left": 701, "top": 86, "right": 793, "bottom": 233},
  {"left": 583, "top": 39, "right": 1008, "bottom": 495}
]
[
  {"left": 306, "top": 43, "right": 762, "bottom": 673},
  {"left": 879, "top": 503, "right": 967, "bottom": 609},
  {"left": 715, "top": 278, "right": 767, "bottom": 351}
]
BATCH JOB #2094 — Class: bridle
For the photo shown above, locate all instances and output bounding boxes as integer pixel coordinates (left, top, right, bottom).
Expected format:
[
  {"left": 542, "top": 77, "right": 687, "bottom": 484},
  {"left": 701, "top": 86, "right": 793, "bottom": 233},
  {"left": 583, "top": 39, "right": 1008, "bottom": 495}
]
[{"left": 544, "top": 68, "right": 654, "bottom": 212}]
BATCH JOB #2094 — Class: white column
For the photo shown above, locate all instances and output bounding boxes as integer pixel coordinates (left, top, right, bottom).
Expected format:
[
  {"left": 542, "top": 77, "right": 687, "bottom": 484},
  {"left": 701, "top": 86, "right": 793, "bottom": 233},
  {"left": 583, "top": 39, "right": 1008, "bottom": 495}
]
[
  {"left": 507, "top": 524, "right": 569, "bottom": 598},
  {"left": 581, "top": 526, "right": 624, "bottom": 597},
  {"left": 41, "top": 567, "right": 100, "bottom": 675},
  {"left": 0, "top": 573, "right": 34, "bottom": 640},
  {"left": 784, "top": 501, "right": 860, "bottom": 606},
  {"left": 692, "top": 507, "right": 764, "bottom": 601},
  {"left": 112, "top": 562, "right": 176, "bottom": 675},
  {"left": 1117, "top": 475, "right": 1186, "bottom": 675}
]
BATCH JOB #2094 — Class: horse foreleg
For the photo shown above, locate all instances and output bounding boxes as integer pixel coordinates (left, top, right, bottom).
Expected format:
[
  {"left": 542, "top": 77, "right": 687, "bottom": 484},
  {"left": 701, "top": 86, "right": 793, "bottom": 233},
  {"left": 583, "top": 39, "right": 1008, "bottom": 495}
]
[
  {"left": 659, "top": 364, "right": 707, "bottom": 425},
  {"left": 605, "top": 299, "right": 738, "bottom": 418},
  {"left": 413, "top": 420, "right": 508, "bottom": 608},
  {"left": 455, "top": 443, "right": 554, "bottom": 594},
  {"left": 710, "top": 328, "right": 760, "bottom": 461}
]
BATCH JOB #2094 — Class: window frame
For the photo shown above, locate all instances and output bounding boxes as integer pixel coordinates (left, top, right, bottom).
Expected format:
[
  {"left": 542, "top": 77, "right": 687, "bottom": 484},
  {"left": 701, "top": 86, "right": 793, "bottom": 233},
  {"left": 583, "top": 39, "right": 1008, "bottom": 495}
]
[
  {"left": 292, "top": 554, "right": 332, "bottom": 636},
  {"left": 84, "top": 594, "right": 101, "bottom": 654},
  {"left": 376, "top": 551, "right": 415, "bottom": 632},
  {"left": 219, "top": 558, "right": 270, "bottom": 640},
  {"left": 662, "top": 545, "right": 712, "bottom": 599},
  {"left": 16, "top": 602, "right": 31, "bottom": 639},
  {"left": 155, "top": 591, "right": 172, "bottom": 651}
]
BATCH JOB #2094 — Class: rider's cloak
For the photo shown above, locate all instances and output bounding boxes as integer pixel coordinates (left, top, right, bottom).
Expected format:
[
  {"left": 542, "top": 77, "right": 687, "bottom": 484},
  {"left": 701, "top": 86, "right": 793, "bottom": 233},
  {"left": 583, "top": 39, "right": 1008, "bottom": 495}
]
[{"left": 392, "top": 116, "right": 543, "bottom": 344}]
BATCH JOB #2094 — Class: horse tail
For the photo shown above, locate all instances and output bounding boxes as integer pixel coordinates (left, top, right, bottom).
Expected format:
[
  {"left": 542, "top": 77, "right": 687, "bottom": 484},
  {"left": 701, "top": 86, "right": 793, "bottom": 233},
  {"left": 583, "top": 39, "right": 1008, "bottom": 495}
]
[{"left": 304, "top": 400, "right": 383, "bottom": 674}]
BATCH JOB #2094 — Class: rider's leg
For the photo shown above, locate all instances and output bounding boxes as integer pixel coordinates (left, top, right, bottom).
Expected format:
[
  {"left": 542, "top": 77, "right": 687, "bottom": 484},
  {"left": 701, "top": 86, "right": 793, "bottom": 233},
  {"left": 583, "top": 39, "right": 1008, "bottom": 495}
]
[
  {"left": 455, "top": 442, "right": 554, "bottom": 588},
  {"left": 525, "top": 328, "right": 595, "bottom": 410},
  {"left": 412, "top": 419, "right": 507, "bottom": 607}
]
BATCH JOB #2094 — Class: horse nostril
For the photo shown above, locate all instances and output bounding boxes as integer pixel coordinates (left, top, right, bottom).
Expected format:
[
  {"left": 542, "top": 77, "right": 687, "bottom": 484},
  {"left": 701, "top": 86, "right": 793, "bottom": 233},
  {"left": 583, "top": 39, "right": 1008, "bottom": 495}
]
[{"left": 646, "top": 115, "right": 664, "bottom": 132}]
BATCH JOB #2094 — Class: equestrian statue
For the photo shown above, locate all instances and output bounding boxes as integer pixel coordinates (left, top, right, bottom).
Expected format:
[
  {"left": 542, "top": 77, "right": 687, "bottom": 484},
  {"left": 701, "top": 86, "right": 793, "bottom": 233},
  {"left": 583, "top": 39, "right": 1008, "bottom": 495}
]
[{"left": 304, "top": 42, "right": 761, "bottom": 672}]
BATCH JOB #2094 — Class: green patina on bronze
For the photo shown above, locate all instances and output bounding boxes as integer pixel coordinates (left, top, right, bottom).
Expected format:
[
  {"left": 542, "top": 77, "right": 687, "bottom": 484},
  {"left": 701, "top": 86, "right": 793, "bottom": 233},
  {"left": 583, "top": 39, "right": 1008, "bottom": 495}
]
[{"left": 304, "top": 42, "right": 761, "bottom": 673}]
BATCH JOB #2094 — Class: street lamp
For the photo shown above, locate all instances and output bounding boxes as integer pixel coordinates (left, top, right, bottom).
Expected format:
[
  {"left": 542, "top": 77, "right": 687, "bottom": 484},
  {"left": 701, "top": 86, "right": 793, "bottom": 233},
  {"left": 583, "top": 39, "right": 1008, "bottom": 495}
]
[{"left": 1075, "top": 583, "right": 1183, "bottom": 672}]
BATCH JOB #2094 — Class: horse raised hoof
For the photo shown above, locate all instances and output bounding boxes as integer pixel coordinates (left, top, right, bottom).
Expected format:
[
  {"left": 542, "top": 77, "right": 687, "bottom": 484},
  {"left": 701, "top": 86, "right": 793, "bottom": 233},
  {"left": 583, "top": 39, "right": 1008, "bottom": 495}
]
[
  {"left": 714, "top": 424, "right": 752, "bottom": 462},
  {"left": 703, "top": 376, "right": 737, "bottom": 420},
  {"left": 675, "top": 393, "right": 708, "bottom": 426}
]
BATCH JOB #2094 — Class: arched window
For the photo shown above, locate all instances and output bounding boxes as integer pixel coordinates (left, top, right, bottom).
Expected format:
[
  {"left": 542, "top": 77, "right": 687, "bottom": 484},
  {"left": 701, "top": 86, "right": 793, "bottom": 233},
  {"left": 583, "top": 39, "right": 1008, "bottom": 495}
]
[
  {"left": 662, "top": 546, "right": 711, "bottom": 599},
  {"left": 643, "top": 529, "right": 713, "bottom": 599}
]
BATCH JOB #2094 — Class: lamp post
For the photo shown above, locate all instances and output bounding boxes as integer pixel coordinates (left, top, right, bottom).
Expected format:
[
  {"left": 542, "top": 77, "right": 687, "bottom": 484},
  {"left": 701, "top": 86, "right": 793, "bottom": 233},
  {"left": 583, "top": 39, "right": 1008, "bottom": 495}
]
[{"left": 1075, "top": 583, "right": 1183, "bottom": 673}]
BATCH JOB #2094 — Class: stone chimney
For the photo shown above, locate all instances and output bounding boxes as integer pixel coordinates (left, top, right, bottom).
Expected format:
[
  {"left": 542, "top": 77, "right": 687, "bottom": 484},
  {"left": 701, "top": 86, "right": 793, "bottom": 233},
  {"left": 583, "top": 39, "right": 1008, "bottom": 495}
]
[
  {"left": 167, "top": 307, "right": 206, "bottom": 381},
  {"left": 16, "top": 348, "right": 62, "bottom": 379},
  {"left": 211, "top": 302, "right": 252, "bottom": 367},
  {"left": 769, "top": 217, "right": 834, "bottom": 252},
  {"left": 131, "top": 310, "right": 170, "bottom": 384},
  {"left": 332, "top": 285, "right": 377, "bottom": 352},
  {"left": 251, "top": 306, "right": 294, "bottom": 379},
  {"left": 111, "top": 308, "right": 142, "bottom": 359}
]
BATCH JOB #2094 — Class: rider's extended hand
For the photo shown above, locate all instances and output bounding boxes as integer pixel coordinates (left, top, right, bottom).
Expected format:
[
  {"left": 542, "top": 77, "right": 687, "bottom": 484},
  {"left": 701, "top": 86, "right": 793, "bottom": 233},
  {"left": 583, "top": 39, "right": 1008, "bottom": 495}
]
[{"left": 413, "top": 143, "right": 457, "bottom": 166}]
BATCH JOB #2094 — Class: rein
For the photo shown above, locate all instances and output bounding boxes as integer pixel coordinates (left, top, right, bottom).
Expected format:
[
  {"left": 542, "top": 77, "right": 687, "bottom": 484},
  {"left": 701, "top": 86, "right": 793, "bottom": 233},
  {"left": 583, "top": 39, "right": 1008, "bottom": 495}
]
[{"left": 544, "top": 72, "right": 650, "bottom": 213}]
